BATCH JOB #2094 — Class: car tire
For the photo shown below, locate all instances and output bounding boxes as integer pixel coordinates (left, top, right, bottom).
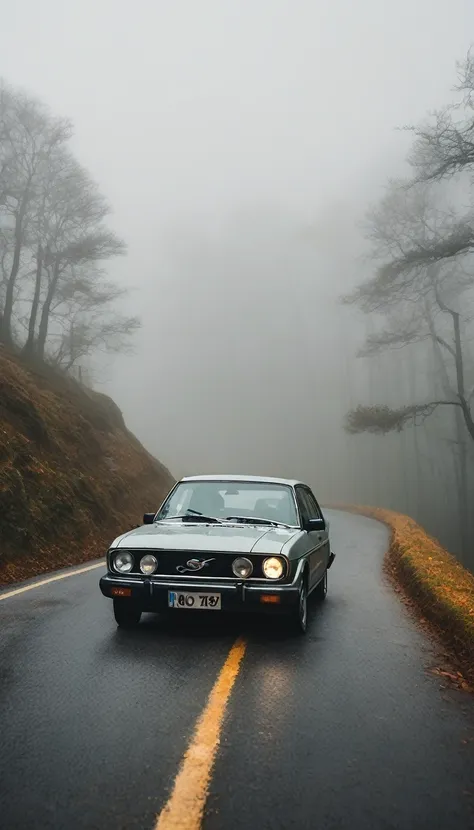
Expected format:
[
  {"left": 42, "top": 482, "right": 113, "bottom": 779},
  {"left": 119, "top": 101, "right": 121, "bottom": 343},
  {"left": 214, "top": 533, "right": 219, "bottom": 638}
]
[
  {"left": 314, "top": 570, "right": 328, "bottom": 602},
  {"left": 292, "top": 578, "right": 308, "bottom": 634},
  {"left": 113, "top": 599, "right": 142, "bottom": 628}
]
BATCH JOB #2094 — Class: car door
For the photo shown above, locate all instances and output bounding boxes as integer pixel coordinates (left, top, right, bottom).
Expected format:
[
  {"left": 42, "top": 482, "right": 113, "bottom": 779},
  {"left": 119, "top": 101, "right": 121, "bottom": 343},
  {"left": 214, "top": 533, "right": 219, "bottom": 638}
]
[
  {"left": 297, "top": 487, "right": 329, "bottom": 590},
  {"left": 295, "top": 487, "right": 319, "bottom": 589}
]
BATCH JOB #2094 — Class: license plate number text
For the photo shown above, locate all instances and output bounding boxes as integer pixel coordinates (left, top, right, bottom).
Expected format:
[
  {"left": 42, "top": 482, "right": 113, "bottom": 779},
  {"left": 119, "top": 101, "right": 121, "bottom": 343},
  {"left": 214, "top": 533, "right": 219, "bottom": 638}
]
[{"left": 168, "top": 591, "right": 221, "bottom": 610}]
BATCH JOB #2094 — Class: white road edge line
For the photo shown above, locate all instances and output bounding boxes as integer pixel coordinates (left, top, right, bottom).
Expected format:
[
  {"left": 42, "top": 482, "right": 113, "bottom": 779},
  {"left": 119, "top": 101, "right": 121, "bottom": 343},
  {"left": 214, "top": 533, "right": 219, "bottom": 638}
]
[{"left": 0, "top": 561, "right": 104, "bottom": 601}]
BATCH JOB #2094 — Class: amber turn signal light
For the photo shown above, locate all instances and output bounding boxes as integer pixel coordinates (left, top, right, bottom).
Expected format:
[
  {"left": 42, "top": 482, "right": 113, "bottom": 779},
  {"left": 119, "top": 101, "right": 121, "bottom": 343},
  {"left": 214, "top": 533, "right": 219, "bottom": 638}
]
[
  {"left": 111, "top": 587, "right": 132, "bottom": 597},
  {"left": 260, "top": 594, "right": 280, "bottom": 604}
]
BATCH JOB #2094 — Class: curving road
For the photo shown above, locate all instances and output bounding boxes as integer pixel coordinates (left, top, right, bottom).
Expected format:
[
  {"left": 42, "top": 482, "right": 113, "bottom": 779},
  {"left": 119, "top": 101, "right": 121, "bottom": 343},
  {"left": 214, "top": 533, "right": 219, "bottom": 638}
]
[{"left": 1, "top": 511, "right": 473, "bottom": 830}]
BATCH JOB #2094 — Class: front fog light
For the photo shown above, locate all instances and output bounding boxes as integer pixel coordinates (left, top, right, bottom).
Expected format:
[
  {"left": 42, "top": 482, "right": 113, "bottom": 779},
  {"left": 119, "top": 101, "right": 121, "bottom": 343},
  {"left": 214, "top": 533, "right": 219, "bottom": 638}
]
[
  {"left": 140, "top": 554, "right": 158, "bottom": 575},
  {"left": 262, "top": 557, "right": 284, "bottom": 579},
  {"left": 232, "top": 557, "right": 253, "bottom": 578},
  {"left": 114, "top": 551, "right": 134, "bottom": 573}
]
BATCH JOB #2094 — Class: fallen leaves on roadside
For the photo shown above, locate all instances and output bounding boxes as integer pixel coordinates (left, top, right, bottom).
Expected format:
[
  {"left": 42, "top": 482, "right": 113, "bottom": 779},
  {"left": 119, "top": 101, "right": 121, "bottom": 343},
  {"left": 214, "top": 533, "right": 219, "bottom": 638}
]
[
  {"left": 329, "top": 503, "right": 474, "bottom": 692},
  {"left": 429, "top": 666, "right": 472, "bottom": 692}
]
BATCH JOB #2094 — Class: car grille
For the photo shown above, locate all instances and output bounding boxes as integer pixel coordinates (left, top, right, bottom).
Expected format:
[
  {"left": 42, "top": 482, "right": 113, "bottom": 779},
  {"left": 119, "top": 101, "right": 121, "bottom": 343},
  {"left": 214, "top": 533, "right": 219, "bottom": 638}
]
[{"left": 113, "top": 550, "right": 283, "bottom": 580}]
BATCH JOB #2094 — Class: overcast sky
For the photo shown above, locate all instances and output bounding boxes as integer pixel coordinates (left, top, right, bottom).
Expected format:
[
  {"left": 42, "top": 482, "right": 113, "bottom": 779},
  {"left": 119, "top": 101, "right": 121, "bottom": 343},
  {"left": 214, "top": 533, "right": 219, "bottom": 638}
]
[{"left": 2, "top": 1, "right": 474, "bottom": 493}]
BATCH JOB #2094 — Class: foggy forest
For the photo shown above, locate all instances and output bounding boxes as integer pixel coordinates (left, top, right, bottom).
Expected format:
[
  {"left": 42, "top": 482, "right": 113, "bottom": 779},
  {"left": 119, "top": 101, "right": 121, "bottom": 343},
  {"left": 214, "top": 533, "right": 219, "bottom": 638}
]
[{"left": 2, "top": 1, "right": 474, "bottom": 572}]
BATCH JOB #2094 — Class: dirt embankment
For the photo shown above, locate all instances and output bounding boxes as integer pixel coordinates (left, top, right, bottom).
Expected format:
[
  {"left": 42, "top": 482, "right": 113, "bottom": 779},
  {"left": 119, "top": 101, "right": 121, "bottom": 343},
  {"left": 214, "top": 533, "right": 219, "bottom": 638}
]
[{"left": 0, "top": 347, "right": 174, "bottom": 586}]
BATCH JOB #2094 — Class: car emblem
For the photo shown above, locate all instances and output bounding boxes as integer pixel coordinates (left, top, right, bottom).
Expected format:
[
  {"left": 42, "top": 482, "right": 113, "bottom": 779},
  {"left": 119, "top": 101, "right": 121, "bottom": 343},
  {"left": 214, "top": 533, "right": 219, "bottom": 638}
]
[{"left": 176, "top": 557, "right": 215, "bottom": 574}]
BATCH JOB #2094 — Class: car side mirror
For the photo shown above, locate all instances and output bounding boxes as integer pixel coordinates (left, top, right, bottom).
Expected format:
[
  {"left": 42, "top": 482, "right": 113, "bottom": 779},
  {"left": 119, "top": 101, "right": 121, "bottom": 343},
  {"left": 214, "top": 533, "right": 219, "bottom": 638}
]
[
  {"left": 304, "top": 517, "right": 326, "bottom": 533},
  {"left": 143, "top": 512, "right": 156, "bottom": 525}
]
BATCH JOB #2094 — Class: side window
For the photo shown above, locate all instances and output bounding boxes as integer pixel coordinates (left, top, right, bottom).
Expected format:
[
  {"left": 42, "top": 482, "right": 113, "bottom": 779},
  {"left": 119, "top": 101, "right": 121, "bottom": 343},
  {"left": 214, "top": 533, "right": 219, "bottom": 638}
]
[
  {"left": 303, "top": 489, "right": 322, "bottom": 520},
  {"left": 295, "top": 487, "right": 310, "bottom": 525}
]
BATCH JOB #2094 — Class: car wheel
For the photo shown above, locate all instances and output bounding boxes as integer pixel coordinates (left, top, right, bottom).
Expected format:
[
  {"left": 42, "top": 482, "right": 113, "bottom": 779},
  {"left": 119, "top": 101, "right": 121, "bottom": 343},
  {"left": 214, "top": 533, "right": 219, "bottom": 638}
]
[
  {"left": 292, "top": 579, "right": 308, "bottom": 634},
  {"left": 113, "top": 599, "right": 142, "bottom": 628},
  {"left": 314, "top": 570, "right": 327, "bottom": 601}
]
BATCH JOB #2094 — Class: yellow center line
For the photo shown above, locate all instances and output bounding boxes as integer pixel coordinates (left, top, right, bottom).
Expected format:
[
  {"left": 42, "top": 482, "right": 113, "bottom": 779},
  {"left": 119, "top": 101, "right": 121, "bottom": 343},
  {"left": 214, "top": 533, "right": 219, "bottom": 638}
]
[
  {"left": 0, "top": 561, "right": 104, "bottom": 601},
  {"left": 155, "top": 636, "right": 247, "bottom": 830}
]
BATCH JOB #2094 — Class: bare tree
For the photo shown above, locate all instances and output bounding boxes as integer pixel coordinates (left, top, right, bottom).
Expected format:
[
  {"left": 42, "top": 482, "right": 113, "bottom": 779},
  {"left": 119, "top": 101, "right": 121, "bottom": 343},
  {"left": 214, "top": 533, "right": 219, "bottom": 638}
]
[
  {"left": 35, "top": 230, "right": 126, "bottom": 361},
  {"left": 0, "top": 80, "right": 135, "bottom": 373},
  {"left": 344, "top": 179, "right": 474, "bottom": 562},
  {"left": 409, "top": 50, "right": 474, "bottom": 183},
  {"left": 344, "top": 181, "right": 474, "bottom": 440},
  {"left": 46, "top": 267, "right": 140, "bottom": 370},
  {"left": 0, "top": 82, "right": 71, "bottom": 344},
  {"left": 50, "top": 314, "right": 141, "bottom": 372}
]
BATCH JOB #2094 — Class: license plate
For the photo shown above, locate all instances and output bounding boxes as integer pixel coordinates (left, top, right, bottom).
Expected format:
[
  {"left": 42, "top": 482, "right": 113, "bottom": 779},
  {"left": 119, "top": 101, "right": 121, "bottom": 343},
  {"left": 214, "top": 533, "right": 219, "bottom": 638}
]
[{"left": 168, "top": 591, "right": 221, "bottom": 610}]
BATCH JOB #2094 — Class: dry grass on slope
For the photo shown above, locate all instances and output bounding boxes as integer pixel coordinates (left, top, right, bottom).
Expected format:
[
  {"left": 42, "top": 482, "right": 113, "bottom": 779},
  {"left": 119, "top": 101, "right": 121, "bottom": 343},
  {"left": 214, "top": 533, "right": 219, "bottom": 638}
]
[
  {"left": 331, "top": 504, "right": 474, "bottom": 688},
  {"left": 0, "top": 347, "right": 174, "bottom": 586}
]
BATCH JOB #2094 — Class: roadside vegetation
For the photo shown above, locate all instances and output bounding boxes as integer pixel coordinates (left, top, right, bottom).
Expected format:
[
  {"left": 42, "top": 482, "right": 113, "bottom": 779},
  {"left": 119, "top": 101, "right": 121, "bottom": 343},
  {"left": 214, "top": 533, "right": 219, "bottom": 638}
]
[
  {"left": 344, "top": 51, "right": 474, "bottom": 574},
  {"left": 336, "top": 504, "right": 474, "bottom": 686},
  {"left": 0, "top": 347, "right": 174, "bottom": 586},
  {"left": 0, "top": 82, "right": 174, "bottom": 586}
]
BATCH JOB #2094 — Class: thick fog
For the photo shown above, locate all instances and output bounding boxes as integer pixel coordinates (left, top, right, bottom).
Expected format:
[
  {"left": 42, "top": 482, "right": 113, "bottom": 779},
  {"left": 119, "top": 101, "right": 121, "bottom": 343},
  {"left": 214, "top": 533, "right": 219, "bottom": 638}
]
[{"left": 2, "top": 1, "right": 474, "bottom": 509}]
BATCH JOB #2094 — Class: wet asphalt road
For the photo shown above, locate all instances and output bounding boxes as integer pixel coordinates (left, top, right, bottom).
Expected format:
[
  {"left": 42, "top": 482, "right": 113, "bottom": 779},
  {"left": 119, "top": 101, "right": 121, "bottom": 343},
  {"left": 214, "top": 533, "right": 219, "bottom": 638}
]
[{"left": 1, "top": 510, "right": 474, "bottom": 830}]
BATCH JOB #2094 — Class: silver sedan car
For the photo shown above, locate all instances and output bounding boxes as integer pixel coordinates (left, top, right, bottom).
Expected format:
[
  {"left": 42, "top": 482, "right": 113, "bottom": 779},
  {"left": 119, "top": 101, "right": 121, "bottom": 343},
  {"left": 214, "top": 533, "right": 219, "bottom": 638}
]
[{"left": 99, "top": 475, "right": 335, "bottom": 633}]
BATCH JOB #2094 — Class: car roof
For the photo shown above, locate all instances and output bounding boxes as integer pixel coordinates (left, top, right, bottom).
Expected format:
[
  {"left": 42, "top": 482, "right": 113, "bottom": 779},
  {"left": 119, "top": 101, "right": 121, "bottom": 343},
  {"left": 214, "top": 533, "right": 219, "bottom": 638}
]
[{"left": 180, "top": 474, "right": 305, "bottom": 488}]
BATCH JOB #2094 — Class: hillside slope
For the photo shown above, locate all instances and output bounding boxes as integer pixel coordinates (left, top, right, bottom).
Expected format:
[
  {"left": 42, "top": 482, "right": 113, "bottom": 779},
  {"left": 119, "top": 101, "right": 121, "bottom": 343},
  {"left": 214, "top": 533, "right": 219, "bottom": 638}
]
[{"left": 0, "top": 347, "right": 174, "bottom": 586}]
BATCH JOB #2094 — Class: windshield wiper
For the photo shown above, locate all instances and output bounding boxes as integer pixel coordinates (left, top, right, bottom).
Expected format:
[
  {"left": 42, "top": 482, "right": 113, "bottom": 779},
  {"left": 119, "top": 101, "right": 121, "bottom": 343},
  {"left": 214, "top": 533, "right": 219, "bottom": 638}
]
[
  {"left": 182, "top": 514, "right": 223, "bottom": 523},
  {"left": 224, "top": 515, "right": 291, "bottom": 528},
  {"left": 161, "top": 510, "right": 223, "bottom": 524}
]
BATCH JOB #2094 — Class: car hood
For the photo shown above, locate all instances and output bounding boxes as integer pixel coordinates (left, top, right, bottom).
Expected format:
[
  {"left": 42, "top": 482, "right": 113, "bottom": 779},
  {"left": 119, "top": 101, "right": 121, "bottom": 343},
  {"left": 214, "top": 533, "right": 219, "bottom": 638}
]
[{"left": 111, "top": 522, "right": 300, "bottom": 555}]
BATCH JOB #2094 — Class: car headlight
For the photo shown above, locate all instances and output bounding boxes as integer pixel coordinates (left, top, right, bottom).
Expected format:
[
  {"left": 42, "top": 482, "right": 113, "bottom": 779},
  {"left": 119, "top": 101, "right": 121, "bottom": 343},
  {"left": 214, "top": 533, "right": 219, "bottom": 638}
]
[
  {"left": 232, "top": 557, "right": 253, "bottom": 578},
  {"left": 140, "top": 554, "right": 158, "bottom": 575},
  {"left": 113, "top": 551, "right": 134, "bottom": 573},
  {"left": 262, "top": 557, "right": 284, "bottom": 579}
]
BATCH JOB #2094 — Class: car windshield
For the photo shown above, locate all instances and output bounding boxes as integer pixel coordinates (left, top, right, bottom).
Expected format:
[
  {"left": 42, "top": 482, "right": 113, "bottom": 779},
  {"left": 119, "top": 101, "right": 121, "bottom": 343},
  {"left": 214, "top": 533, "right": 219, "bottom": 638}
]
[{"left": 156, "top": 481, "right": 299, "bottom": 526}]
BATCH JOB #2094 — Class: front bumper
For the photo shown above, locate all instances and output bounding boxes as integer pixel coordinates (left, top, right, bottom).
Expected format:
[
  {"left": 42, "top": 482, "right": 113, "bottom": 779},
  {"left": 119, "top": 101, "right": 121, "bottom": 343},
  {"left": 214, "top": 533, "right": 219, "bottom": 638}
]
[{"left": 99, "top": 564, "right": 305, "bottom": 614}]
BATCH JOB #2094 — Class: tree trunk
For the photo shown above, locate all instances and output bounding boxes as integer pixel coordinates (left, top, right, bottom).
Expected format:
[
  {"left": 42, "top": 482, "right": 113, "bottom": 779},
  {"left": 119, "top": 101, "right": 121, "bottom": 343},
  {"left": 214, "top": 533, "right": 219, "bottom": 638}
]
[
  {"left": 36, "top": 259, "right": 60, "bottom": 360},
  {"left": 426, "top": 304, "right": 470, "bottom": 563},
  {"left": 451, "top": 312, "right": 473, "bottom": 568},
  {"left": 1, "top": 195, "right": 29, "bottom": 344},
  {"left": 407, "top": 347, "right": 423, "bottom": 519},
  {"left": 434, "top": 285, "right": 474, "bottom": 442},
  {"left": 455, "top": 410, "right": 470, "bottom": 566},
  {"left": 23, "top": 244, "right": 43, "bottom": 357},
  {"left": 451, "top": 310, "right": 474, "bottom": 441},
  {"left": 366, "top": 317, "right": 384, "bottom": 506}
]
